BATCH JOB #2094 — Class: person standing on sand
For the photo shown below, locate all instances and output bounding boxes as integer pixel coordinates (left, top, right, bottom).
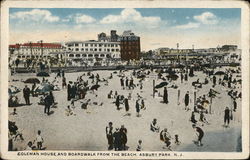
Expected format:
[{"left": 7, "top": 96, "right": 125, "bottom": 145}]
[
  {"left": 184, "top": 91, "right": 190, "bottom": 110},
  {"left": 115, "top": 95, "right": 120, "bottom": 110},
  {"left": 135, "top": 100, "right": 140, "bottom": 117},
  {"left": 106, "top": 122, "right": 113, "bottom": 150},
  {"left": 23, "top": 85, "right": 31, "bottom": 105},
  {"left": 124, "top": 97, "right": 130, "bottom": 114},
  {"left": 163, "top": 87, "right": 169, "bottom": 104},
  {"left": 224, "top": 107, "right": 231, "bottom": 127}
]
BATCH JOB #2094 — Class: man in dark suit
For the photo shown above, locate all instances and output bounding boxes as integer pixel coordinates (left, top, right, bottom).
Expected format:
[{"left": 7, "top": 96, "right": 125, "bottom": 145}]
[
  {"left": 44, "top": 93, "right": 52, "bottom": 115},
  {"left": 23, "top": 85, "right": 31, "bottom": 105}
]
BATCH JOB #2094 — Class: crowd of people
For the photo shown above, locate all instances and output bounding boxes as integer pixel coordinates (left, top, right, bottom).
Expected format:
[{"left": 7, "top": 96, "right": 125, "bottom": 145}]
[{"left": 8, "top": 54, "right": 242, "bottom": 151}]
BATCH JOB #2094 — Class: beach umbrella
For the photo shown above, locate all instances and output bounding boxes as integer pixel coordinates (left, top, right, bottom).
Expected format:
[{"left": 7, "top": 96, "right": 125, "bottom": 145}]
[
  {"left": 24, "top": 78, "right": 40, "bottom": 84},
  {"left": 35, "top": 84, "right": 53, "bottom": 93},
  {"left": 155, "top": 82, "right": 168, "bottom": 89},
  {"left": 166, "top": 74, "right": 179, "bottom": 80},
  {"left": 214, "top": 71, "right": 225, "bottom": 75},
  {"left": 90, "top": 84, "right": 100, "bottom": 91},
  {"left": 37, "top": 72, "right": 50, "bottom": 77}
]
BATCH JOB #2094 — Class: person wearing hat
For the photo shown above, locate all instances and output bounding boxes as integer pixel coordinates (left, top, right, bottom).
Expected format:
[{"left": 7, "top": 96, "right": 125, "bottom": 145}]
[
  {"left": 44, "top": 93, "right": 52, "bottom": 115},
  {"left": 192, "top": 124, "right": 204, "bottom": 146},
  {"left": 23, "top": 85, "right": 31, "bottom": 105},
  {"left": 120, "top": 125, "right": 127, "bottom": 150},
  {"left": 113, "top": 127, "right": 122, "bottom": 151},
  {"left": 105, "top": 122, "right": 114, "bottom": 150}
]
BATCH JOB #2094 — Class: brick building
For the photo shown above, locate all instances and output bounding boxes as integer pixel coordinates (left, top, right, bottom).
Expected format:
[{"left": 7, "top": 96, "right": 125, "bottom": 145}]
[{"left": 119, "top": 30, "right": 141, "bottom": 61}]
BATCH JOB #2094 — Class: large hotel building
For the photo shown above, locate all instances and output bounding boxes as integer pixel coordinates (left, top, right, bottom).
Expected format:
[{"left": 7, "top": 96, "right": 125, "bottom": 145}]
[
  {"left": 64, "top": 30, "right": 141, "bottom": 61},
  {"left": 9, "top": 30, "right": 141, "bottom": 61}
]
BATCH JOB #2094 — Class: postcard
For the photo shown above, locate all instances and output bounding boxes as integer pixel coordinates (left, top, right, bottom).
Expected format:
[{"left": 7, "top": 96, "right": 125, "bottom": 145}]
[{"left": 1, "top": 0, "right": 249, "bottom": 159}]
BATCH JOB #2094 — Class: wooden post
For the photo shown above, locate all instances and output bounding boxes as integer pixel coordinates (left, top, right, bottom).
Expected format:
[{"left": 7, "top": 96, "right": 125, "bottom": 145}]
[
  {"left": 194, "top": 91, "right": 196, "bottom": 107},
  {"left": 178, "top": 89, "right": 180, "bottom": 105},
  {"left": 209, "top": 96, "right": 212, "bottom": 114},
  {"left": 153, "top": 80, "right": 155, "bottom": 98}
]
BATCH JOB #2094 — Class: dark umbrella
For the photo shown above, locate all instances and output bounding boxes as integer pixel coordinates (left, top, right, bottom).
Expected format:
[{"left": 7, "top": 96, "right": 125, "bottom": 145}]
[
  {"left": 166, "top": 74, "right": 179, "bottom": 80},
  {"left": 37, "top": 72, "right": 50, "bottom": 77},
  {"left": 214, "top": 71, "right": 225, "bottom": 75},
  {"left": 155, "top": 82, "right": 168, "bottom": 89},
  {"left": 24, "top": 78, "right": 40, "bottom": 84},
  {"left": 36, "top": 84, "right": 53, "bottom": 93},
  {"left": 90, "top": 84, "right": 100, "bottom": 91}
]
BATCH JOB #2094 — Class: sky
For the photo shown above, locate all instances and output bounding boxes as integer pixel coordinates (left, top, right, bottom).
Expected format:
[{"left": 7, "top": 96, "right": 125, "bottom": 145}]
[{"left": 9, "top": 8, "right": 241, "bottom": 51}]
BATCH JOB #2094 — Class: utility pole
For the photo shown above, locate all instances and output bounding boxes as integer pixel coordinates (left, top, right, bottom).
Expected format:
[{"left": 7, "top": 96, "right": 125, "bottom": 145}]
[{"left": 29, "top": 42, "right": 33, "bottom": 56}]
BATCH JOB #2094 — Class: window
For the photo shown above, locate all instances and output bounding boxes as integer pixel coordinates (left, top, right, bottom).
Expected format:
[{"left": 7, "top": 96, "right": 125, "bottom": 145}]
[
  {"left": 69, "top": 54, "right": 74, "bottom": 57},
  {"left": 75, "top": 43, "right": 79, "bottom": 47},
  {"left": 104, "top": 49, "right": 106, "bottom": 51},
  {"left": 91, "top": 44, "right": 93, "bottom": 47},
  {"left": 107, "top": 49, "right": 110, "bottom": 52},
  {"left": 75, "top": 48, "right": 79, "bottom": 51},
  {"left": 99, "top": 48, "right": 102, "bottom": 51},
  {"left": 115, "top": 44, "right": 118, "bottom": 47},
  {"left": 108, "top": 44, "right": 110, "bottom": 47},
  {"left": 100, "top": 54, "right": 105, "bottom": 57},
  {"left": 83, "top": 54, "right": 87, "bottom": 57},
  {"left": 99, "top": 44, "right": 102, "bottom": 47},
  {"left": 76, "top": 54, "right": 81, "bottom": 57},
  {"left": 111, "top": 44, "right": 114, "bottom": 47},
  {"left": 85, "top": 44, "right": 88, "bottom": 47},
  {"left": 88, "top": 54, "right": 93, "bottom": 57},
  {"left": 116, "top": 49, "right": 119, "bottom": 52},
  {"left": 95, "top": 44, "right": 97, "bottom": 47},
  {"left": 111, "top": 49, "right": 115, "bottom": 52},
  {"left": 104, "top": 44, "right": 107, "bottom": 47},
  {"left": 81, "top": 48, "right": 84, "bottom": 51},
  {"left": 94, "top": 48, "right": 97, "bottom": 51},
  {"left": 90, "top": 48, "right": 93, "bottom": 51},
  {"left": 94, "top": 54, "right": 99, "bottom": 57},
  {"left": 86, "top": 49, "right": 88, "bottom": 51}
]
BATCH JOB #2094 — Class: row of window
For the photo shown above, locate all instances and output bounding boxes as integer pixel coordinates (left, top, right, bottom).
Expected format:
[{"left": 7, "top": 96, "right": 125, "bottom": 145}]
[
  {"left": 120, "top": 46, "right": 139, "bottom": 49},
  {"left": 17, "top": 55, "right": 52, "bottom": 59},
  {"left": 17, "top": 49, "right": 60, "bottom": 52},
  {"left": 68, "top": 43, "right": 119, "bottom": 47},
  {"left": 68, "top": 54, "right": 110, "bottom": 58},
  {"left": 68, "top": 48, "right": 119, "bottom": 52}
]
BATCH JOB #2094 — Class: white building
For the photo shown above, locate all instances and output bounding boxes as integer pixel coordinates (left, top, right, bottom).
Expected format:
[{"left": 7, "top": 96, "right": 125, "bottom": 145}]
[
  {"left": 64, "top": 40, "right": 121, "bottom": 60},
  {"left": 9, "top": 43, "right": 64, "bottom": 60}
]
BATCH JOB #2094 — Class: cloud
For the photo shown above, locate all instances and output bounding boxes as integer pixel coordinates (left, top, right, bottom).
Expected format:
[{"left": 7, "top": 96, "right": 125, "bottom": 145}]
[
  {"left": 100, "top": 8, "right": 162, "bottom": 28},
  {"left": 10, "top": 9, "right": 59, "bottom": 22},
  {"left": 75, "top": 14, "right": 96, "bottom": 24},
  {"left": 175, "top": 22, "right": 200, "bottom": 29},
  {"left": 193, "top": 12, "right": 218, "bottom": 24}
]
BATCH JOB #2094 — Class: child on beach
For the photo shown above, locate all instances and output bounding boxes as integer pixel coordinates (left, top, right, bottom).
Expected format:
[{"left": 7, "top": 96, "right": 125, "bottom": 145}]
[
  {"left": 136, "top": 140, "right": 142, "bottom": 151},
  {"left": 34, "top": 130, "right": 44, "bottom": 150}
]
